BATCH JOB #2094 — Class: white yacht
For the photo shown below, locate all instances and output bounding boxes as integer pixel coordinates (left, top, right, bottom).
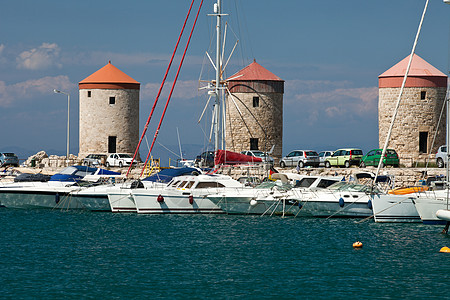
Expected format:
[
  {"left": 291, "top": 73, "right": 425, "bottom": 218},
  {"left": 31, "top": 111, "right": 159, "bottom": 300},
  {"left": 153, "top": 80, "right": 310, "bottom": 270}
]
[
  {"left": 207, "top": 174, "right": 343, "bottom": 216},
  {"left": 298, "top": 182, "right": 376, "bottom": 218},
  {"left": 130, "top": 173, "right": 244, "bottom": 214},
  {"left": 0, "top": 166, "right": 119, "bottom": 209}
]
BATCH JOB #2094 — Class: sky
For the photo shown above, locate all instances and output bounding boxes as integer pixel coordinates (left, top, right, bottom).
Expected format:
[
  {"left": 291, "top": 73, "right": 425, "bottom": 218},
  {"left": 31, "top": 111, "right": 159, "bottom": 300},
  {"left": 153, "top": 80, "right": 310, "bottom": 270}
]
[{"left": 0, "top": 0, "right": 449, "bottom": 163}]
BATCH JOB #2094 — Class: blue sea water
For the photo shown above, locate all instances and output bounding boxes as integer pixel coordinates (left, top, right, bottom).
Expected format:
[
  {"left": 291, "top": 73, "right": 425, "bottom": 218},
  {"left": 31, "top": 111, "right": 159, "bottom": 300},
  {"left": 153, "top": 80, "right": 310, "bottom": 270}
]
[{"left": 1, "top": 209, "right": 450, "bottom": 299}]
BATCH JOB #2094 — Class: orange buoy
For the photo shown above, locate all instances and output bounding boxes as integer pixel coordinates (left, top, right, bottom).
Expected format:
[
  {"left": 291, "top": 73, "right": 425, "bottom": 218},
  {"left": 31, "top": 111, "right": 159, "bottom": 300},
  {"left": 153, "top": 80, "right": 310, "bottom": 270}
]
[
  {"left": 353, "top": 241, "right": 363, "bottom": 248},
  {"left": 439, "top": 246, "right": 450, "bottom": 253}
]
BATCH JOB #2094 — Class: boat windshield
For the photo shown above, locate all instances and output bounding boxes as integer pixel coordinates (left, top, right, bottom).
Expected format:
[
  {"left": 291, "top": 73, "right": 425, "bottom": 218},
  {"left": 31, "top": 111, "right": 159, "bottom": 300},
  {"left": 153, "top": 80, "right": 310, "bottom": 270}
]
[
  {"left": 58, "top": 166, "right": 80, "bottom": 175},
  {"left": 294, "top": 177, "right": 317, "bottom": 188},
  {"left": 255, "top": 181, "right": 293, "bottom": 191},
  {"left": 328, "top": 182, "right": 380, "bottom": 193}
]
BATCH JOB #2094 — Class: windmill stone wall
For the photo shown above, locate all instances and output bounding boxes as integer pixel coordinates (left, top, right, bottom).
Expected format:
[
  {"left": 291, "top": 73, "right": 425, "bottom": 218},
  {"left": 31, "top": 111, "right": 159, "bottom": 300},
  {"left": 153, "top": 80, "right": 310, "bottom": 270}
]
[
  {"left": 378, "top": 54, "right": 447, "bottom": 167},
  {"left": 225, "top": 61, "right": 284, "bottom": 161},
  {"left": 78, "top": 62, "right": 140, "bottom": 158}
]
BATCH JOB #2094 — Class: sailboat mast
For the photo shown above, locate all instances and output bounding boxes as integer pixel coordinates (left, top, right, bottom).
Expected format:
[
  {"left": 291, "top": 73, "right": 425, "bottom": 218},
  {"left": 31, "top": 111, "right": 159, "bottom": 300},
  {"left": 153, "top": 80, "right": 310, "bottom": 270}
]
[{"left": 214, "top": 0, "right": 222, "bottom": 153}]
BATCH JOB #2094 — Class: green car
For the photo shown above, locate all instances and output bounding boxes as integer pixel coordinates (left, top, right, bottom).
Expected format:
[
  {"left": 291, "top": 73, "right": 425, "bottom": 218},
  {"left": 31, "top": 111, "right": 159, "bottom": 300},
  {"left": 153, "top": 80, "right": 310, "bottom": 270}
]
[
  {"left": 360, "top": 149, "right": 399, "bottom": 168},
  {"left": 325, "top": 148, "right": 363, "bottom": 168}
]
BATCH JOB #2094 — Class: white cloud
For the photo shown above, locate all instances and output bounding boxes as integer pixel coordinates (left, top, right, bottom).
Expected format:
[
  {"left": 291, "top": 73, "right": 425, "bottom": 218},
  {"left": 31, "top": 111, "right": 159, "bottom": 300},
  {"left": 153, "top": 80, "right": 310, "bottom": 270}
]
[
  {"left": 16, "top": 43, "right": 62, "bottom": 70},
  {"left": 0, "top": 75, "right": 74, "bottom": 107},
  {"left": 283, "top": 79, "right": 378, "bottom": 124},
  {"left": 142, "top": 80, "right": 200, "bottom": 101},
  {"left": 0, "top": 44, "right": 5, "bottom": 55}
]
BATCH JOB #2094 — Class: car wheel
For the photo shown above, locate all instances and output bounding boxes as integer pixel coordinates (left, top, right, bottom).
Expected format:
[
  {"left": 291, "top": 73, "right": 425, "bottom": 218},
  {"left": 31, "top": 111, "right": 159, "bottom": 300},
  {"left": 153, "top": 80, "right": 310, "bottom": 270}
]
[
  {"left": 360, "top": 161, "right": 366, "bottom": 168},
  {"left": 119, "top": 161, "right": 123, "bottom": 168},
  {"left": 437, "top": 158, "right": 444, "bottom": 168},
  {"left": 83, "top": 161, "right": 88, "bottom": 166},
  {"left": 106, "top": 162, "right": 110, "bottom": 168},
  {"left": 344, "top": 161, "right": 350, "bottom": 168},
  {"left": 298, "top": 161, "right": 305, "bottom": 168},
  {"left": 280, "top": 161, "right": 286, "bottom": 168},
  {"left": 325, "top": 161, "right": 331, "bottom": 168}
]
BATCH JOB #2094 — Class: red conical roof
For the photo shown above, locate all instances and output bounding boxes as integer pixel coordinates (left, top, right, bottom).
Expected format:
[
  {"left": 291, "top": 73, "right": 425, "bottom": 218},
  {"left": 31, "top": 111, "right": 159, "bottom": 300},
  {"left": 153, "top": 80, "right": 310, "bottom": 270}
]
[
  {"left": 379, "top": 54, "right": 447, "bottom": 88},
  {"left": 79, "top": 61, "right": 140, "bottom": 90},
  {"left": 227, "top": 60, "right": 283, "bottom": 82}
]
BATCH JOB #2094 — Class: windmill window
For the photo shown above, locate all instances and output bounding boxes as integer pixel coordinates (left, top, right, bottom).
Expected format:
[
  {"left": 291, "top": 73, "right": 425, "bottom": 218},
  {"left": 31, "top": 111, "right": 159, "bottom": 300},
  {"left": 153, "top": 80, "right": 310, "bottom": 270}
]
[
  {"left": 87, "top": 91, "right": 91, "bottom": 98},
  {"left": 108, "top": 136, "right": 117, "bottom": 153},
  {"left": 109, "top": 96, "right": 116, "bottom": 105},
  {"left": 419, "top": 131, "right": 428, "bottom": 153},
  {"left": 420, "top": 91, "right": 426, "bottom": 100},
  {"left": 253, "top": 96, "right": 260, "bottom": 107}
]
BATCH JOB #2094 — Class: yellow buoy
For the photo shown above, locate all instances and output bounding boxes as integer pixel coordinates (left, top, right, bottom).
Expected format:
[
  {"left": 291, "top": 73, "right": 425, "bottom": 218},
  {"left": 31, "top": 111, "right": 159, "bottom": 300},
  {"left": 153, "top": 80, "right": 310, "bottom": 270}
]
[
  {"left": 439, "top": 246, "right": 450, "bottom": 253},
  {"left": 353, "top": 241, "right": 363, "bottom": 248}
]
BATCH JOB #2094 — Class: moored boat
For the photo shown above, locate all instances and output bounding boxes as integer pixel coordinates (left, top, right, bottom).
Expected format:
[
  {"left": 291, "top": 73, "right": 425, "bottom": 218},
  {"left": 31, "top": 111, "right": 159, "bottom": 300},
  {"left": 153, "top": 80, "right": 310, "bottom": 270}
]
[{"left": 0, "top": 166, "right": 118, "bottom": 210}]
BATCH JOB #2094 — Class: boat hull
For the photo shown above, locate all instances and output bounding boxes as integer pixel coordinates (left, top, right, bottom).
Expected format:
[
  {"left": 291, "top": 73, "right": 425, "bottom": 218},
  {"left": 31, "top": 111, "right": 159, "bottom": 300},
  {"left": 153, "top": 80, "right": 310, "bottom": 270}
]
[
  {"left": 299, "top": 191, "right": 373, "bottom": 218},
  {"left": 208, "top": 194, "right": 300, "bottom": 216},
  {"left": 372, "top": 194, "right": 420, "bottom": 223},
  {"left": 108, "top": 189, "right": 136, "bottom": 213},
  {"left": 133, "top": 191, "right": 223, "bottom": 214},
  {"left": 413, "top": 194, "right": 450, "bottom": 225},
  {"left": 0, "top": 188, "right": 84, "bottom": 209}
]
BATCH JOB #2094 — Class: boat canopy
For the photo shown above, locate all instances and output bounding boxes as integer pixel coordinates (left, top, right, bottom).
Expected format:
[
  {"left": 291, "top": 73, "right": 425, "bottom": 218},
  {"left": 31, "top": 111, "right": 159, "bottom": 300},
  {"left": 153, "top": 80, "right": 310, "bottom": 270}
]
[
  {"left": 49, "top": 166, "right": 120, "bottom": 182},
  {"left": 214, "top": 150, "right": 262, "bottom": 165},
  {"left": 142, "top": 167, "right": 200, "bottom": 183}
]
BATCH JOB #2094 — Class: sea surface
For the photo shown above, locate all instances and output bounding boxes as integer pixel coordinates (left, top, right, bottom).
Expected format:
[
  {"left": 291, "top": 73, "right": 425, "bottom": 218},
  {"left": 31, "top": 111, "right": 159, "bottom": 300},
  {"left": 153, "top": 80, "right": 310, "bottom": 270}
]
[{"left": 1, "top": 209, "right": 450, "bottom": 299}]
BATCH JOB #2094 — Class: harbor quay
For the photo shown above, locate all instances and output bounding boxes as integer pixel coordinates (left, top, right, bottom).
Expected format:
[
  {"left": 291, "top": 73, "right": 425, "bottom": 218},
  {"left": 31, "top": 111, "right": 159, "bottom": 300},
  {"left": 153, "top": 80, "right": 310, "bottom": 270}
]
[{"left": 1, "top": 151, "right": 444, "bottom": 189}]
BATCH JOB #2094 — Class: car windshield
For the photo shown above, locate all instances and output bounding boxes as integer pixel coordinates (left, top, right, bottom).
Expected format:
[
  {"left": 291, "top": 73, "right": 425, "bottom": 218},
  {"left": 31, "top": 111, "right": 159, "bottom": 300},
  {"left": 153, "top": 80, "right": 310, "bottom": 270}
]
[
  {"left": 251, "top": 151, "right": 265, "bottom": 157},
  {"left": 118, "top": 154, "right": 132, "bottom": 158},
  {"left": 386, "top": 150, "right": 397, "bottom": 155},
  {"left": 305, "top": 151, "right": 318, "bottom": 156},
  {"left": 351, "top": 150, "right": 363, "bottom": 155},
  {"left": 4, "top": 153, "right": 16, "bottom": 157}
]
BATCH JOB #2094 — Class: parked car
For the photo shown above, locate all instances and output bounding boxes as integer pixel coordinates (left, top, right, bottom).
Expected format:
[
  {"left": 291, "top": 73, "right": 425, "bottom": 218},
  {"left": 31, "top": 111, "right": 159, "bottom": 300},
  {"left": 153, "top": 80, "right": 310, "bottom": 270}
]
[
  {"left": 280, "top": 150, "right": 319, "bottom": 168},
  {"left": 240, "top": 150, "right": 274, "bottom": 165},
  {"left": 106, "top": 153, "right": 136, "bottom": 167},
  {"left": 436, "top": 145, "right": 447, "bottom": 168},
  {"left": 325, "top": 148, "right": 363, "bottom": 168},
  {"left": 83, "top": 154, "right": 107, "bottom": 166},
  {"left": 194, "top": 151, "right": 215, "bottom": 168},
  {"left": 318, "top": 151, "right": 333, "bottom": 167},
  {"left": 360, "top": 149, "right": 399, "bottom": 168},
  {"left": 0, "top": 152, "right": 19, "bottom": 167}
]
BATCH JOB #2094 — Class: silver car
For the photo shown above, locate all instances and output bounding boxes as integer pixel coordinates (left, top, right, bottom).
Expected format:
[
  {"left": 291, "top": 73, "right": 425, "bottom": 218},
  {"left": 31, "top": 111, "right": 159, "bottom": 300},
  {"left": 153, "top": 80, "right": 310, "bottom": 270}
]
[
  {"left": 436, "top": 145, "right": 447, "bottom": 168},
  {"left": 318, "top": 151, "right": 334, "bottom": 167},
  {"left": 280, "top": 150, "right": 319, "bottom": 168},
  {"left": 241, "top": 150, "right": 274, "bottom": 165}
]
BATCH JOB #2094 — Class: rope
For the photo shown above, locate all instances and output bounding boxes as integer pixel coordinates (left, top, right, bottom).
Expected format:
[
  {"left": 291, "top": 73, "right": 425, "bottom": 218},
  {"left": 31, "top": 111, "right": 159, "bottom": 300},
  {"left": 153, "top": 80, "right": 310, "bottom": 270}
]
[
  {"left": 141, "top": 0, "right": 204, "bottom": 177},
  {"left": 374, "top": 0, "right": 429, "bottom": 184},
  {"left": 125, "top": 0, "right": 196, "bottom": 177}
]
